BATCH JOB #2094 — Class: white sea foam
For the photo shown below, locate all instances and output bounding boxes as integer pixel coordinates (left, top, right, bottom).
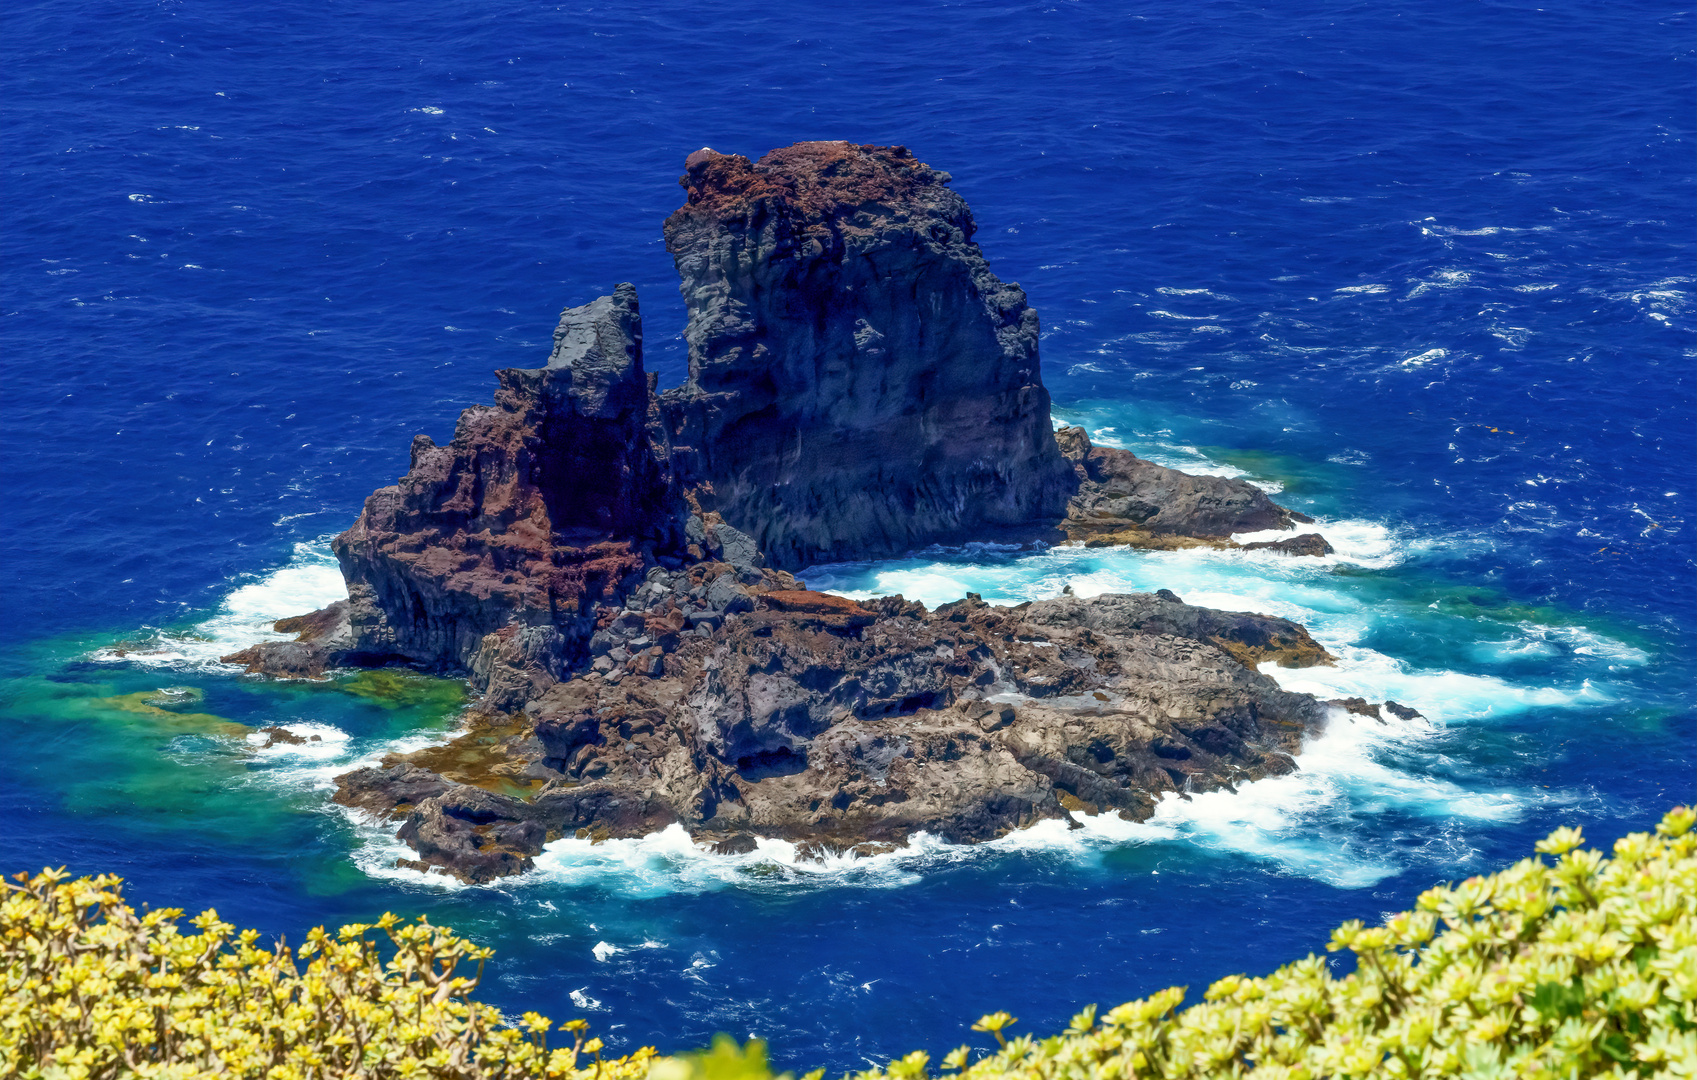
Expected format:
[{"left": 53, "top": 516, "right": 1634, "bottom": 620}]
[
  {"left": 1405, "top": 269, "right": 1472, "bottom": 298},
  {"left": 1130, "top": 443, "right": 1256, "bottom": 481},
  {"left": 1400, "top": 347, "right": 1449, "bottom": 368},
  {"left": 227, "top": 722, "right": 480, "bottom": 891},
  {"left": 1139, "top": 709, "right": 1520, "bottom": 888},
  {"left": 527, "top": 824, "right": 935, "bottom": 895},
  {"left": 90, "top": 541, "right": 346, "bottom": 672},
  {"left": 522, "top": 812, "right": 1196, "bottom": 897},
  {"left": 98, "top": 442, "right": 1638, "bottom": 895},
  {"left": 570, "top": 988, "right": 606, "bottom": 1010},
  {"left": 1260, "top": 645, "right": 1590, "bottom": 723},
  {"left": 1233, "top": 517, "right": 1403, "bottom": 569},
  {"left": 1146, "top": 310, "right": 1219, "bottom": 321},
  {"left": 243, "top": 721, "right": 351, "bottom": 761},
  {"left": 1155, "top": 287, "right": 1236, "bottom": 300}
]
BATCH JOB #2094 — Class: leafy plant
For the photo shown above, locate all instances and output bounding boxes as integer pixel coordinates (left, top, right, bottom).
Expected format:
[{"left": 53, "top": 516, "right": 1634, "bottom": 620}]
[
  {"left": 0, "top": 870, "right": 654, "bottom": 1078},
  {"left": 5, "top": 808, "right": 1694, "bottom": 1079}
]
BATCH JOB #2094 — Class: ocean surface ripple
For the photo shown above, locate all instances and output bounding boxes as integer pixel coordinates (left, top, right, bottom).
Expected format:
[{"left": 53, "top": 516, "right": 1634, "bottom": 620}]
[{"left": 2, "top": 0, "right": 1692, "bottom": 1070}]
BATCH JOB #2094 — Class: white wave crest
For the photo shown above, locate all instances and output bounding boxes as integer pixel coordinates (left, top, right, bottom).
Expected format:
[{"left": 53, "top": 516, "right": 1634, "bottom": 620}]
[
  {"left": 89, "top": 541, "right": 346, "bottom": 672},
  {"left": 243, "top": 721, "right": 351, "bottom": 761},
  {"left": 1142, "top": 709, "right": 1520, "bottom": 888},
  {"left": 1260, "top": 645, "right": 1594, "bottom": 723}
]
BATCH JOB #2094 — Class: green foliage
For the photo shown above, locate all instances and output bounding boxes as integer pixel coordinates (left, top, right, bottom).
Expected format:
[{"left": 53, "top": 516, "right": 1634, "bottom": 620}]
[
  {"left": 5, "top": 809, "right": 1694, "bottom": 1078},
  {"left": 0, "top": 869, "right": 655, "bottom": 1078},
  {"left": 879, "top": 808, "right": 1697, "bottom": 1080}
]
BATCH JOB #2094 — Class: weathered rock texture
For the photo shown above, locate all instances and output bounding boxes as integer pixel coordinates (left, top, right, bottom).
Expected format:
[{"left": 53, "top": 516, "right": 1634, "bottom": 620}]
[
  {"left": 224, "top": 142, "right": 1362, "bottom": 882},
  {"left": 220, "top": 600, "right": 355, "bottom": 679},
  {"left": 331, "top": 285, "right": 677, "bottom": 673},
  {"left": 1056, "top": 426, "right": 1313, "bottom": 550},
  {"left": 332, "top": 565, "right": 1340, "bottom": 882},
  {"left": 660, "top": 142, "right": 1076, "bottom": 568}
]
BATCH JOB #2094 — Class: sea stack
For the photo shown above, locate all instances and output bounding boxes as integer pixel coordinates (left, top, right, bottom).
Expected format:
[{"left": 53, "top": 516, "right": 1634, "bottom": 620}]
[
  {"left": 332, "top": 285, "right": 676, "bottom": 672},
  {"left": 661, "top": 142, "right": 1076, "bottom": 568},
  {"left": 229, "top": 143, "right": 1364, "bottom": 883}
]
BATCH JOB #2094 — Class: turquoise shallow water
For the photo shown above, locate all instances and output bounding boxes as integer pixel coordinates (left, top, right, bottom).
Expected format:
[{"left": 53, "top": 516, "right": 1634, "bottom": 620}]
[{"left": 3, "top": 0, "right": 1693, "bottom": 1070}]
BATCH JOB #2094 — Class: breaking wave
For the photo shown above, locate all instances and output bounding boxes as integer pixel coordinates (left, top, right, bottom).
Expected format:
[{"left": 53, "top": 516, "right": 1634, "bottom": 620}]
[
  {"left": 80, "top": 447, "right": 1640, "bottom": 895},
  {"left": 87, "top": 541, "right": 346, "bottom": 671}
]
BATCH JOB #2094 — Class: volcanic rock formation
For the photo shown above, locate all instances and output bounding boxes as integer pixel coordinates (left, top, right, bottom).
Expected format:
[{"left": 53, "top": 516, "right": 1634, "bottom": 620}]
[
  {"left": 331, "top": 571, "right": 1337, "bottom": 883},
  {"left": 1055, "top": 425, "right": 1314, "bottom": 550},
  {"left": 225, "top": 141, "right": 1363, "bottom": 883},
  {"left": 331, "top": 285, "right": 676, "bottom": 673},
  {"left": 660, "top": 142, "right": 1076, "bottom": 567}
]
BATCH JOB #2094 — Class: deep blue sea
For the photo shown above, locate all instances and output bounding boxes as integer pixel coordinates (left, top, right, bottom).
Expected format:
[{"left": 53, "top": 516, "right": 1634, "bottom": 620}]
[{"left": 3, "top": 0, "right": 1693, "bottom": 1070}]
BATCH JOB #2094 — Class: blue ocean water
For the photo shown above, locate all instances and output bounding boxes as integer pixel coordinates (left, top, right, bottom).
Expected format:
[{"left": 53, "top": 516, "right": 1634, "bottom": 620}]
[{"left": 2, "top": 0, "right": 1692, "bottom": 1070}]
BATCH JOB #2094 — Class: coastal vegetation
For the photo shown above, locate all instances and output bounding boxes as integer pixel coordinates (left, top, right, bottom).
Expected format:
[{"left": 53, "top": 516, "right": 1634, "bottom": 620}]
[{"left": 5, "top": 808, "right": 1693, "bottom": 1078}]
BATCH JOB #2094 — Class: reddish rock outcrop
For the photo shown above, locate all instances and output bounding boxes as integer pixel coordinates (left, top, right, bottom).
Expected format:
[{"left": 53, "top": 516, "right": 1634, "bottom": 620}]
[{"left": 332, "top": 285, "right": 677, "bottom": 672}]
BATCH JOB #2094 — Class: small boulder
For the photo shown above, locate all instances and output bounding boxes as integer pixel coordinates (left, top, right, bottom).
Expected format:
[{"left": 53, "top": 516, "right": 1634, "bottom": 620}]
[
  {"left": 712, "top": 523, "right": 765, "bottom": 573},
  {"left": 1243, "top": 533, "right": 1334, "bottom": 557},
  {"left": 706, "top": 573, "right": 755, "bottom": 614},
  {"left": 220, "top": 640, "right": 333, "bottom": 680},
  {"left": 709, "top": 834, "right": 759, "bottom": 856},
  {"left": 1327, "top": 697, "right": 1383, "bottom": 721}
]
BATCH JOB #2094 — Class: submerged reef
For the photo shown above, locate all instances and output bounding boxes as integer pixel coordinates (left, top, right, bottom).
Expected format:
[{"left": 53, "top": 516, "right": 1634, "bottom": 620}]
[{"left": 229, "top": 142, "right": 1401, "bottom": 883}]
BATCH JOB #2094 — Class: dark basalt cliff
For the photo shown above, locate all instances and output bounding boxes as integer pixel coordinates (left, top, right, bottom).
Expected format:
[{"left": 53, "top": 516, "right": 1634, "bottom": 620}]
[
  {"left": 661, "top": 143, "right": 1076, "bottom": 568},
  {"left": 225, "top": 142, "right": 1376, "bottom": 883}
]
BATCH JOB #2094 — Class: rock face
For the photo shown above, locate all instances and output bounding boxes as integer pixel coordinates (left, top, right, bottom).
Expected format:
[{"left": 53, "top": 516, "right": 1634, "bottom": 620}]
[
  {"left": 1056, "top": 426, "right": 1311, "bottom": 550},
  {"left": 333, "top": 565, "right": 1338, "bottom": 882},
  {"left": 220, "top": 600, "right": 355, "bottom": 679},
  {"left": 1244, "top": 533, "right": 1335, "bottom": 557},
  {"left": 660, "top": 143, "right": 1076, "bottom": 568},
  {"left": 331, "top": 285, "right": 677, "bottom": 673},
  {"left": 228, "top": 142, "right": 1365, "bottom": 882}
]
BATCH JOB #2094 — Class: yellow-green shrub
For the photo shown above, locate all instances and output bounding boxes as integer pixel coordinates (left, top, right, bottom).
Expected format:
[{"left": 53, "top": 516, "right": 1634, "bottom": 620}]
[
  {"left": 0, "top": 869, "right": 655, "bottom": 1079},
  {"left": 839, "top": 807, "right": 1697, "bottom": 1080},
  {"left": 5, "top": 808, "right": 1694, "bottom": 1079}
]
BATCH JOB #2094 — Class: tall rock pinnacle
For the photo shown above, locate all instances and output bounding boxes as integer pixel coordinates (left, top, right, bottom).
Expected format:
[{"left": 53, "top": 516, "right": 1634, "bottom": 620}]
[
  {"left": 661, "top": 141, "right": 1076, "bottom": 568},
  {"left": 333, "top": 285, "right": 674, "bottom": 670}
]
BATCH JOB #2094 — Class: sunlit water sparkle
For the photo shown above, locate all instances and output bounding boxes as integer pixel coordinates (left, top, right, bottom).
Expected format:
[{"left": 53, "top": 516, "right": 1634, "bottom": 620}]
[{"left": 2, "top": 0, "right": 1691, "bottom": 1069}]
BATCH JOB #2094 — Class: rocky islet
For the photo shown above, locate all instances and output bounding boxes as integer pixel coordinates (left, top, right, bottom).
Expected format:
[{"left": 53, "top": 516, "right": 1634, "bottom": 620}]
[{"left": 228, "top": 141, "right": 1410, "bottom": 883}]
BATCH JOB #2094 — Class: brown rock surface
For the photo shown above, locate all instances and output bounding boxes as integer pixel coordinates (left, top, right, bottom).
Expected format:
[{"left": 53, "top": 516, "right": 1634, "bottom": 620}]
[
  {"left": 332, "top": 285, "right": 676, "bottom": 673},
  {"left": 331, "top": 573, "right": 1354, "bottom": 882},
  {"left": 220, "top": 600, "right": 354, "bottom": 679},
  {"left": 1056, "top": 426, "right": 1322, "bottom": 552},
  {"left": 260, "top": 143, "right": 1378, "bottom": 883}
]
